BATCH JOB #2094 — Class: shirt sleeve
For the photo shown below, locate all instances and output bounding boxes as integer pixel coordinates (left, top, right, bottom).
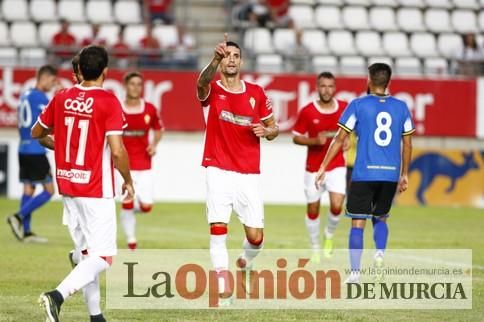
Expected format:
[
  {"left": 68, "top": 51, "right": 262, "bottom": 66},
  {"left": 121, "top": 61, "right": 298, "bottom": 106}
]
[
  {"left": 292, "top": 108, "right": 307, "bottom": 136},
  {"left": 258, "top": 87, "right": 273, "bottom": 121},
  {"left": 105, "top": 96, "right": 126, "bottom": 136},
  {"left": 338, "top": 100, "right": 357, "bottom": 133},
  {"left": 38, "top": 94, "right": 56, "bottom": 129},
  {"left": 150, "top": 104, "right": 164, "bottom": 130},
  {"left": 402, "top": 103, "right": 416, "bottom": 136}
]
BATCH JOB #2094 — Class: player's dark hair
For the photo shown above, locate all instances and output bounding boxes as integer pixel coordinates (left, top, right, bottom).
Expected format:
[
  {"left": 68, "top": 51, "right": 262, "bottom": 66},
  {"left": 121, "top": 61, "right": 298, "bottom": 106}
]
[
  {"left": 79, "top": 45, "right": 108, "bottom": 81},
  {"left": 368, "top": 63, "right": 392, "bottom": 88},
  {"left": 317, "top": 71, "right": 335, "bottom": 81},
  {"left": 71, "top": 54, "right": 80, "bottom": 75},
  {"left": 36, "top": 65, "right": 57, "bottom": 80},
  {"left": 226, "top": 41, "right": 242, "bottom": 57},
  {"left": 123, "top": 71, "right": 143, "bottom": 84}
]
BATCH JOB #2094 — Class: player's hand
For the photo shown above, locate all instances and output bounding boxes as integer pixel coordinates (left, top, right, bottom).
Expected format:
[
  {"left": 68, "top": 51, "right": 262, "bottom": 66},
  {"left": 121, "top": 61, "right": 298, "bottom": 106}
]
[
  {"left": 214, "top": 33, "right": 228, "bottom": 61},
  {"left": 146, "top": 143, "right": 157, "bottom": 156},
  {"left": 122, "top": 181, "right": 135, "bottom": 202},
  {"left": 252, "top": 123, "right": 268, "bottom": 138},
  {"left": 316, "top": 132, "right": 328, "bottom": 145},
  {"left": 315, "top": 167, "right": 326, "bottom": 189},
  {"left": 398, "top": 174, "right": 409, "bottom": 193}
]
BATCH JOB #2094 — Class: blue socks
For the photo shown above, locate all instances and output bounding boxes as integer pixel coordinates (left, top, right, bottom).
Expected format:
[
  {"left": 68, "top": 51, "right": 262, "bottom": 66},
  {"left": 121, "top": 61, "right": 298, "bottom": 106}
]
[
  {"left": 349, "top": 227, "right": 364, "bottom": 272},
  {"left": 372, "top": 216, "right": 389, "bottom": 252},
  {"left": 20, "top": 194, "right": 33, "bottom": 233},
  {"left": 19, "top": 190, "right": 52, "bottom": 233}
]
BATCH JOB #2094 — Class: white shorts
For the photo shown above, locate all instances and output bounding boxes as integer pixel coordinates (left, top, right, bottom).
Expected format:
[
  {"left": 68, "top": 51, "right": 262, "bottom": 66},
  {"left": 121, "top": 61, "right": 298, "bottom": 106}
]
[
  {"left": 304, "top": 167, "right": 347, "bottom": 203},
  {"left": 62, "top": 197, "right": 117, "bottom": 257},
  {"left": 116, "top": 169, "right": 154, "bottom": 205},
  {"left": 206, "top": 166, "right": 264, "bottom": 228}
]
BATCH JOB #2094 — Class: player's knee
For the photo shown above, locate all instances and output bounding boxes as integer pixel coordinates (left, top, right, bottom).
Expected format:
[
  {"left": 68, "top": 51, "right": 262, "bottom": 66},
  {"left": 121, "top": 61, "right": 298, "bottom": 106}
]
[
  {"left": 247, "top": 232, "right": 264, "bottom": 246},
  {"left": 306, "top": 212, "right": 319, "bottom": 220},
  {"left": 139, "top": 203, "right": 152, "bottom": 213},
  {"left": 210, "top": 224, "right": 227, "bottom": 235},
  {"left": 100, "top": 256, "right": 113, "bottom": 266},
  {"left": 122, "top": 201, "right": 134, "bottom": 210},
  {"left": 330, "top": 205, "right": 342, "bottom": 215}
]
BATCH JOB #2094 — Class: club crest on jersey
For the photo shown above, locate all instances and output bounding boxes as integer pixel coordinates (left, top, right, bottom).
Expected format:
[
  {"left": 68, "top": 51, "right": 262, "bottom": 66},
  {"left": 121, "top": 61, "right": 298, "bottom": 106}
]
[
  {"left": 144, "top": 114, "right": 151, "bottom": 125},
  {"left": 249, "top": 97, "right": 256, "bottom": 109}
]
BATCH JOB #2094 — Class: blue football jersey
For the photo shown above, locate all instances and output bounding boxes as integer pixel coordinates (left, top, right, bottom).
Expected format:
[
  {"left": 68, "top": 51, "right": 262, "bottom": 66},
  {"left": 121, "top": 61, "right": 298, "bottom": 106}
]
[
  {"left": 18, "top": 88, "right": 48, "bottom": 154},
  {"left": 338, "top": 94, "right": 415, "bottom": 182}
]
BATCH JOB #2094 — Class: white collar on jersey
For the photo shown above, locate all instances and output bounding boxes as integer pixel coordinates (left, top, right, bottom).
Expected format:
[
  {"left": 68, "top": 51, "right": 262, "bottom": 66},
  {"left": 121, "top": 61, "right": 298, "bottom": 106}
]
[
  {"left": 122, "top": 100, "right": 145, "bottom": 114},
  {"left": 313, "top": 98, "right": 339, "bottom": 114},
  {"left": 74, "top": 84, "right": 104, "bottom": 91},
  {"left": 216, "top": 80, "right": 246, "bottom": 94}
]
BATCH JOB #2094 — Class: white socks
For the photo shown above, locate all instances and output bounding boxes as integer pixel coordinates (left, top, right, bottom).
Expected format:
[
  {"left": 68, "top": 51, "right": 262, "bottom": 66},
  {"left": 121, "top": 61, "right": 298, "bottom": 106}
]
[
  {"left": 242, "top": 237, "right": 263, "bottom": 263},
  {"left": 324, "top": 211, "right": 341, "bottom": 239},
  {"left": 120, "top": 209, "right": 136, "bottom": 243},
  {"left": 56, "top": 256, "right": 109, "bottom": 300},
  {"left": 305, "top": 215, "right": 321, "bottom": 250},
  {"left": 210, "top": 233, "right": 229, "bottom": 293},
  {"left": 82, "top": 275, "right": 101, "bottom": 316}
]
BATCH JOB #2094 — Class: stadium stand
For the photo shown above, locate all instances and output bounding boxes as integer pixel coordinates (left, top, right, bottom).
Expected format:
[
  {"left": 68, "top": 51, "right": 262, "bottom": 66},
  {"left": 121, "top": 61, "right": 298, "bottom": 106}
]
[{"left": 0, "top": 0, "right": 482, "bottom": 75}]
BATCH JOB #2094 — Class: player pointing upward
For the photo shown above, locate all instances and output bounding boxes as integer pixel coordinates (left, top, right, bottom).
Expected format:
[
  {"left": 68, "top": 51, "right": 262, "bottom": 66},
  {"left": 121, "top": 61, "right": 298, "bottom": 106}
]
[{"left": 197, "top": 33, "right": 279, "bottom": 305}]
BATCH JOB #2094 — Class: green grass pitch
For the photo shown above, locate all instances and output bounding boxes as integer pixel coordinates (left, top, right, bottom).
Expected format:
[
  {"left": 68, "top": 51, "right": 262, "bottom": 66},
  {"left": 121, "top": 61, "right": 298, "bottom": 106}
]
[{"left": 1, "top": 198, "right": 483, "bottom": 321}]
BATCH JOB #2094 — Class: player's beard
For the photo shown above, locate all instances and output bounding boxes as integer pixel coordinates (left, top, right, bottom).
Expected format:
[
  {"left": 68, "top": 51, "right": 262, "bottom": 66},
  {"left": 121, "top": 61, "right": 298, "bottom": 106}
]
[{"left": 319, "top": 94, "right": 332, "bottom": 104}]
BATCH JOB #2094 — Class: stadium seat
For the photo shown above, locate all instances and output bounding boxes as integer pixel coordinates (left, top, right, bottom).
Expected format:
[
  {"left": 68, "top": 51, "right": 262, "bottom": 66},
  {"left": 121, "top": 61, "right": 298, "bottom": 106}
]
[
  {"left": 340, "top": 56, "right": 366, "bottom": 75},
  {"left": 30, "top": 0, "right": 57, "bottom": 22},
  {"left": 425, "top": 0, "right": 452, "bottom": 8},
  {"left": 19, "top": 48, "right": 47, "bottom": 67},
  {"left": 69, "top": 23, "right": 93, "bottom": 43},
  {"left": 114, "top": 0, "right": 143, "bottom": 24},
  {"left": 451, "top": 10, "right": 477, "bottom": 33},
  {"left": 2, "top": 0, "right": 29, "bottom": 21},
  {"left": 479, "top": 11, "right": 484, "bottom": 31},
  {"left": 398, "top": 0, "right": 425, "bottom": 7},
  {"left": 10, "top": 22, "right": 38, "bottom": 47},
  {"left": 58, "top": 0, "right": 86, "bottom": 22},
  {"left": 425, "top": 9, "right": 452, "bottom": 33},
  {"left": 397, "top": 8, "right": 426, "bottom": 32},
  {"left": 301, "top": 29, "right": 328, "bottom": 55},
  {"left": 38, "top": 22, "right": 61, "bottom": 46},
  {"left": 345, "top": 0, "right": 372, "bottom": 5},
  {"left": 342, "top": 6, "right": 370, "bottom": 31},
  {"left": 424, "top": 57, "right": 448, "bottom": 75},
  {"left": 437, "top": 33, "right": 462, "bottom": 58},
  {"left": 86, "top": 0, "right": 114, "bottom": 23},
  {"left": 288, "top": 5, "right": 315, "bottom": 29},
  {"left": 410, "top": 33, "right": 439, "bottom": 57},
  {"left": 368, "top": 56, "right": 393, "bottom": 67},
  {"left": 312, "top": 56, "right": 338, "bottom": 73},
  {"left": 383, "top": 32, "right": 412, "bottom": 57},
  {"left": 453, "top": 0, "right": 479, "bottom": 9},
  {"left": 123, "top": 24, "right": 146, "bottom": 48},
  {"left": 0, "top": 48, "right": 18, "bottom": 66},
  {"left": 98, "top": 24, "right": 120, "bottom": 46},
  {"left": 355, "top": 31, "right": 383, "bottom": 57},
  {"left": 273, "top": 29, "right": 296, "bottom": 54},
  {"left": 328, "top": 30, "right": 357, "bottom": 56},
  {"left": 243, "top": 28, "right": 273, "bottom": 54},
  {"left": 256, "top": 54, "right": 283, "bottom": 73},
  {"left": 371, "top": 0, "right": 399, "bottom": 6},
  {"left": 153, "top": 24, "right": 179, "bottom": 48},
  {"left": 0, "top": 22, "right": 11, "bottom": 46},
  {"left": 395, "top": 57, "right": 422, "bottom": 76},
  {"left": 316, "top": 0, "right": 341, "bottom": 4},
  {"left": 369, "top": 7, "right": 398, "bottom": 31},
  {"left": 291, "top": 0, "right": 315, "bottom": 4},
  {"left": 315, "top": 6, "right": 342, "bottom": 30}
]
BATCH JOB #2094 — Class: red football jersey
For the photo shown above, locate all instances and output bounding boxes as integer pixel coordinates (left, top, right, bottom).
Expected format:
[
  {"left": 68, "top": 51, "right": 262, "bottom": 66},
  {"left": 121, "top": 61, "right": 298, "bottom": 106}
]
[
  {"left": 38, "top": 84, "right": 126, "bottom": 198},
  {"left": 293, "top": 99, "right": 347, "bottom": 172},
  {"left": 122, "top": 101, "right": 163, "bottom": 170},
  {"left": 200, "top": 80, "right": 273, "bottom": 174}
]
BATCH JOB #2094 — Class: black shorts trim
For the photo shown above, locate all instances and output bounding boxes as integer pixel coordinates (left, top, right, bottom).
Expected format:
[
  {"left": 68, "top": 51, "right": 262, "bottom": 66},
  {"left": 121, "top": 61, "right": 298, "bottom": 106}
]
[
  {"left": 19, "top": 154, "right": 52, "bottom": 183},
  {"left": 346, "top": 181, "right": 397, "bottom": 217}
]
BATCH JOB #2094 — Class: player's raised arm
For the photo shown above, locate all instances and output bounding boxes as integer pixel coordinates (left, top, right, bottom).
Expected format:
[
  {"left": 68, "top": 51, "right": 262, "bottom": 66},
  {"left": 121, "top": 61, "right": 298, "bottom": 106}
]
[
  {"left": 196, "top": 33, "right": 228, "bottom": 100},
  {"left": 107, "top": 134, "right": 134, "bottom": 200}
]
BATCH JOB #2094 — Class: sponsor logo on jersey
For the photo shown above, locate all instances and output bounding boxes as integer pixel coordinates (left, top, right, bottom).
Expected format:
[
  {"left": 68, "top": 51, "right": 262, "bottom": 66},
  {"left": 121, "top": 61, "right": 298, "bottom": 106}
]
[
  {"left": 218, "top": 95, "right": 227, "bottom": 100},
  {"left": 65, "top": 97, "right": 94, "bottom": 114},
  {"left": 123, "top": 130, "right": 146, "bottom": 137},
  {"left": 57, "top": 168, "right": 91, "bottom": 184},
  {"left": 219, "top": 110, "right": 253, "bottom": 126}
]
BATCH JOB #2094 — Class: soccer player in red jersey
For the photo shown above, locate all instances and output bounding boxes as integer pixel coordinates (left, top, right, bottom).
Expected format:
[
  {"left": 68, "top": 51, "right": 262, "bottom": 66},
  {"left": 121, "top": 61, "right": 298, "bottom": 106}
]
[
  {"left": 32, "top": 45, "right": 134, "bottom": 322},
  {"left": 119, "top": 71, "right": 163, "bottom": 250},
  {"left": 197, "top": 34, "right": 279, "bottom": 305},
  {"left": 292, "top": 72, "right": 348, "bottom": 262}
]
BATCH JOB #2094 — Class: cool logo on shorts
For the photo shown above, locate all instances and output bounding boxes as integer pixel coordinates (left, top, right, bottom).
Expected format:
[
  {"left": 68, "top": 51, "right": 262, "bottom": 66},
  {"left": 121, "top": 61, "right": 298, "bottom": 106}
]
[{"left": 64, "top": 97, "right": 94, "bottom": 114}]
